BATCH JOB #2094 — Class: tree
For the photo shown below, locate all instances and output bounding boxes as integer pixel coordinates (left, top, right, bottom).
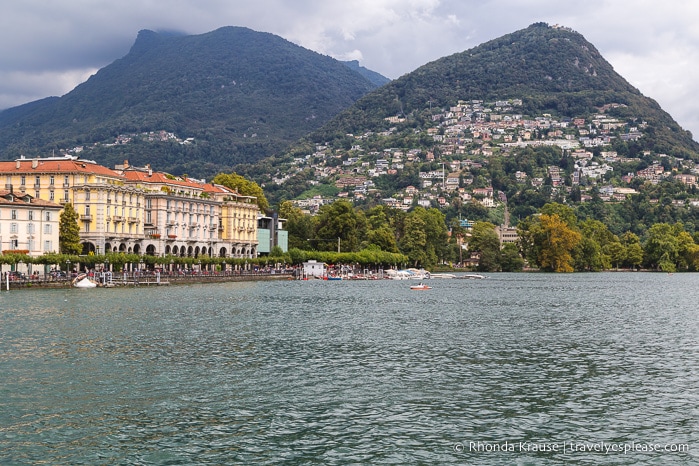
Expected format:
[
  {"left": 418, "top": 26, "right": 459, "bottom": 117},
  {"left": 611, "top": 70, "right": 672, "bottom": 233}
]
[
  {"left": 468, "top": 222, "right": 501, "bottom": 272},
  {"left": 574, "top": 219, "right": 615, "bottom": 271},
  {"left": 279, "top": 200, "right": 314, "bottom": 250},
  {"left": 398, "top": 213, "right": 428, "bottom": 267},
  {"left": 212, "top": 172, "right": 269, "bottom": 212},
  {"left": 519, "top": 213, "right": 582, "bottom": 272},
  {"left": 499, "top": 243, "right": 524, "bottom": 272},
  {"left": 59, "top": 203, "right": 82, "bottom": 255},
  {"left": 643, "top": 223, "right": 680, "bottom": 271},
  {"left": 313, "top": 200, "right": 362, "bottom": 252}
]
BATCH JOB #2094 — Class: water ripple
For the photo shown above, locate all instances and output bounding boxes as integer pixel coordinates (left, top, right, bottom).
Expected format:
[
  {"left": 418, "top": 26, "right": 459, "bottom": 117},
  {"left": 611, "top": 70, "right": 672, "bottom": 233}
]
[{"left": 1, "top": 273, "right": 698, "bottom": 464}]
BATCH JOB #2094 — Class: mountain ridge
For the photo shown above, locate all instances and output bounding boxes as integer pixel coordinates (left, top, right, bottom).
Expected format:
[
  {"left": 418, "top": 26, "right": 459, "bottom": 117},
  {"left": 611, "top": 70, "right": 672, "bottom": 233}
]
[{"left": 0, "top": 26, "right": 387, "bottom": 177}]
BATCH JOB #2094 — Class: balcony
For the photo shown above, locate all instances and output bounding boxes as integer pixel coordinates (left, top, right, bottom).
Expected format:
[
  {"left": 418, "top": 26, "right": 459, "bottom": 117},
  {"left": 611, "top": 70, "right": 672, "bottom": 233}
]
[
  {"left": 128, "top": 216, "right": 139, "bottom": 223},
  {"left": 167, "top": 234, "right": 177, "bottom": 240},
  {"left": 80, "top": 214, "right": 93, "bottom": 222},
  {"left": 112, "top": 216, "right": 124, "bottom": 222}
]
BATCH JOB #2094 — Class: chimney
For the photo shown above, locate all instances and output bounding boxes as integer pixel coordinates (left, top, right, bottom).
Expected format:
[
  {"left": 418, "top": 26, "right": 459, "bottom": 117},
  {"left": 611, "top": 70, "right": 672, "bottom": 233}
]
[
  {"left": 123, "top": 160, "right": 129, "bottom": 168},
  {"left": 16, "top": 160, "right": 20, "bottom": 169},
  {"left": 32, "top": 159, "right": 38, "bottom": 169}
]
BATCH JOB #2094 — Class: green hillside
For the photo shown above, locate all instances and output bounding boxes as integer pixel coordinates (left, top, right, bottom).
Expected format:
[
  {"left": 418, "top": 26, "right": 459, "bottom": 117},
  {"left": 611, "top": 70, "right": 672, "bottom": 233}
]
[
  {"left": 0, "top": 27, "right": 385, "bottom": 177},
  {"left": 311, "top": 22, "right": 698, "bottom": 157}
]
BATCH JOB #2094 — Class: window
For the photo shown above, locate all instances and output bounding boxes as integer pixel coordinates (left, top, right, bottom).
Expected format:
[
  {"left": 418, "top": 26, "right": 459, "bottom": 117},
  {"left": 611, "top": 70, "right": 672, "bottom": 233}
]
[
  {"left": 45, "top": 240, "right": 52, "bottom": 252},
  {"left": 63, "top": 190, "right": 69, "bottom": 202},
  {"left": 45, "top": 212, "right": 51, "bottom": 222},
  {"left": 146, "top": 211, "right": 152, "bottom": 224},
  {"left": 11, "top": 223, "right": 19, "bottom": 234},
  {"left": 28, "top": 211, "right": 34, "bottom": 221},
  {"left": 50, "top": 175, "right": 55, "bottom": 185},
  {"left": 11, "top": 209, "right": 17, "bottom": 220},
  {"left": 35, "top": 190, "right": 40, "bottom": 199},
  {"left": 11, "top": 239, "right": 18, "bottom": 249},
  {"left": 64, "top": 175, "right": 69, "bottom": 186},
  {"left": 27, "top": 223, "right": 34, "bottom": 234},
  {"left": 50, "top": 191, "right": 55, "bottom": 201},
  {"left": 28, "top": 239, "right": 34, "bottom": 251},
  {"left": 85, "top": 205, "right": 91, "bottom": 216},
  {"left": 44, "top": 224, "right": 52, "bottom": 234},
  {"left": 85, "top": 190, "right": 90, "bottom": 201},
  {"left": 35, "top": 175, "right": 40, "bottom": 186},
  {"left": 21, "top": 176, "right": 26, "bottom": 186}
]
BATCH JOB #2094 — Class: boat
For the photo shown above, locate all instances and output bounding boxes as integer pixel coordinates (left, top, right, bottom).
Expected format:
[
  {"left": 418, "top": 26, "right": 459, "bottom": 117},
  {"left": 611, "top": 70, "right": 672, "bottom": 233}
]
[
  {"left": 410, "top": 283, "right": 432, "bottom": 290},
  {"left": 72, "top": 273, "right": 98, "bottom": 288},
  {"left": 459, "top": 273, "right": 486, "bottom": 279},
  {"left": 429, "top": 273, "right": 456, "bottom": 279}
]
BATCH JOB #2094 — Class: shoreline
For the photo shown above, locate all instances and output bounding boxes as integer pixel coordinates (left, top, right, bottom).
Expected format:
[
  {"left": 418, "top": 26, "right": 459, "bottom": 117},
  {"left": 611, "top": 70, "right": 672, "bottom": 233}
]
[{"left": 1, "top": 272, "right": 294, "bottom": 290}]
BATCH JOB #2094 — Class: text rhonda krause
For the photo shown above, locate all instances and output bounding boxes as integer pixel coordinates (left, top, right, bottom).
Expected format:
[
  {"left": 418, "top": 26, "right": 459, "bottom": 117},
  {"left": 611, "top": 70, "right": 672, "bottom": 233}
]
[{"left": 458, "top": 441, "right": 689, "bottom": 454}]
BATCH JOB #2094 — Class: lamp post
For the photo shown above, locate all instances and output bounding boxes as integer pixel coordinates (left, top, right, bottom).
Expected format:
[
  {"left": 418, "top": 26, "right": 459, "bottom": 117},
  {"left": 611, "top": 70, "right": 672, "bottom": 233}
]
[
  {"left": 222, "top": 260, "right": 226, "bottom": 275},
  {"left": 197, "top": 259, "right": 202, "bottom": 275}
]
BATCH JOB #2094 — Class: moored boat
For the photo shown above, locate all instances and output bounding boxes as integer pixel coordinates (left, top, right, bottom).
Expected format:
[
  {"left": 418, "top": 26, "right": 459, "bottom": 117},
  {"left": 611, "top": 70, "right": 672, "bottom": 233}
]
[{"left": 72, "top": 273, "right": 98, "bottom": 288}]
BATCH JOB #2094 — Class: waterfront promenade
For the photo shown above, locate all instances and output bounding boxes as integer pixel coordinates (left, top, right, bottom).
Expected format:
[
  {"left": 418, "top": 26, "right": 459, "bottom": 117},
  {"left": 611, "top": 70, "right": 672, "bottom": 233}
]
[{"left": 0, "top": 269, "right": 293, "bottom": 290}]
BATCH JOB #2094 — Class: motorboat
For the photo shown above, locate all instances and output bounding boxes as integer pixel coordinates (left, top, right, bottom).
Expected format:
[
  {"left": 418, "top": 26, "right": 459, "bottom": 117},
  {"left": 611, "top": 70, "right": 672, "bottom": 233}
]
[
  {"left": 459, "top": 273, "right": 486, "bottom": 279},
  {"left": 410, "top": 283, "right": 432, "bottom": 290},
  {"left": 72, "top": 273, "right": 98, "bottom": 288}
]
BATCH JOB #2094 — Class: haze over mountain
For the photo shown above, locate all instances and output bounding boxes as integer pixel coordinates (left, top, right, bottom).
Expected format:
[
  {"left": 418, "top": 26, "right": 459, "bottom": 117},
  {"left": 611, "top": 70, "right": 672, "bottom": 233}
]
[{"left": 0, "top": 26, "right": 385, "bottom": 177}]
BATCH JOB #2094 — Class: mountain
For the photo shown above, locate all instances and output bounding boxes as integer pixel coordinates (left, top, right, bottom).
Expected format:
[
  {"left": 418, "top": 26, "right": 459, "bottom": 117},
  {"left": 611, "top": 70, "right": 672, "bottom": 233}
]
[
  {"left": 0, "top": 27, "right": 388, "bottom": 177},
  {"left": 342, "top": 60, "right": 391, "bottom": 87},
  {"left": 308, "top": 22, "right": 698, "bottom": 156},
  {"left": 240, "top": 22, "right": 699, "bottom": 207}
]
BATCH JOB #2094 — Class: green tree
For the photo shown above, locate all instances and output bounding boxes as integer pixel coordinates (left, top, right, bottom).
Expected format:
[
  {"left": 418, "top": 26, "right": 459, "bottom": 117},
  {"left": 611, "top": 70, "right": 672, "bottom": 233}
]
[
  {"left": 499, "top": 242, "right": 524, "bottom": 271},
  {"left": 212, "top": 172, "right": 269, "bottom": 212},
  {"left": 59, "top": 203, "right": 82, "bottom": 255},
  {"left": 279, "top": 200, "right": 314, "bottom": 250},
  {"left": 643, "top": 223, "right": 680, "bottom": 271},
  {"left": 574, "top": 219, "right": 615, "bottom": 271},
  {"left": 468, "top": 222, "right": 501, "bottom": 272},
  {"left": 398, "top": 213, "right": 428, "bottom": 267},
  {"left": 313, "top": 200, "right": 362, "bottom": 252}
]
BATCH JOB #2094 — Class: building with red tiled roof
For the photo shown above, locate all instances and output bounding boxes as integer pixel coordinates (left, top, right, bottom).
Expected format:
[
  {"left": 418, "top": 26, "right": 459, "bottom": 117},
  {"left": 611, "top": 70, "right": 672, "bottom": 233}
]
[
  {"left": 0, "top": 189, "right": 62, "bottom": 260},
  {"left": 0, "top": 156, "right": 262, "bottom": 262},
  {"left": 118, "top": 163, "right": 259, "bottom": 258}
]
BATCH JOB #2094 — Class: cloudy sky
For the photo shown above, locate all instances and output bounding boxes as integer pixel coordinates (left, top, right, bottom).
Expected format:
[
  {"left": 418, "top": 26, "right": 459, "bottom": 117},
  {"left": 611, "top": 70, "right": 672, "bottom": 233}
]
[{"left": 2, "top": 0, "right": 698, "bottom": 140}]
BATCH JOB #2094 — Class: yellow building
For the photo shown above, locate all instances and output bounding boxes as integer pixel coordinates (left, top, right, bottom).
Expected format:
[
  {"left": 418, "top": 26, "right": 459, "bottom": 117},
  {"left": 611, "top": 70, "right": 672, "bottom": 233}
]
[
  {"left": 119, "top": 163, "right": 259, "bottom": 258},
  {"left": 0, "top": 155, "right": 144, "bottom": 255},
  {"left": 1, "top": 156, "right": 260, "bottom": 259}
]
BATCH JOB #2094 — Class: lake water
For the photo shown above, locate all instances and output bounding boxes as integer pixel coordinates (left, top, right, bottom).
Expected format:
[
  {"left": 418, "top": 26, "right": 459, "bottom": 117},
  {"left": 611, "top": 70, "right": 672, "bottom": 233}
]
[{"left": 1, "top": 273, "right": 697, "bottom": 465}]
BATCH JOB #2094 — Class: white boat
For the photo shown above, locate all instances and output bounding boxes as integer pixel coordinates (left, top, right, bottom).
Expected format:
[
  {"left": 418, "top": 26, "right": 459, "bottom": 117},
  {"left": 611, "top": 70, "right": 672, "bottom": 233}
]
[
  {"left": 429, "top": 273, "right": 456, "bottom": 279},
  {"left": 459, "top": 273, "right": 486, "bottom": 279},
  {"left": 410, "top": 283, "right": 432, "bottom": 290},
  {"left": 72, "top": 274, "right": 98, "bottom": 288}
]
